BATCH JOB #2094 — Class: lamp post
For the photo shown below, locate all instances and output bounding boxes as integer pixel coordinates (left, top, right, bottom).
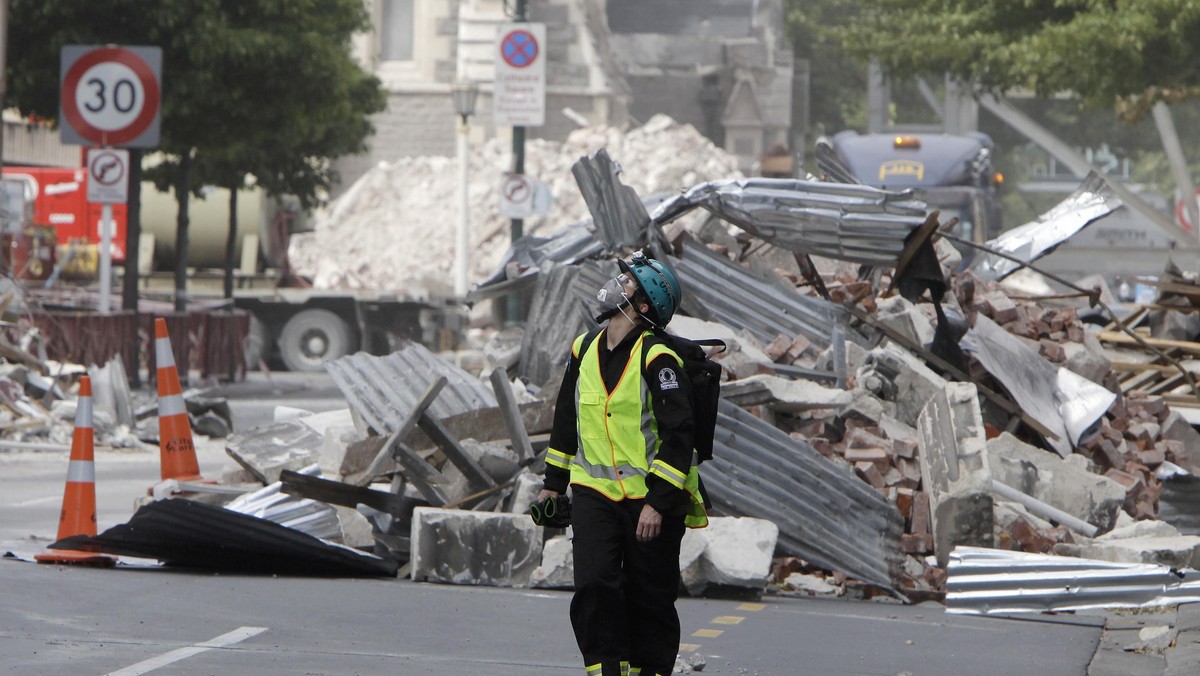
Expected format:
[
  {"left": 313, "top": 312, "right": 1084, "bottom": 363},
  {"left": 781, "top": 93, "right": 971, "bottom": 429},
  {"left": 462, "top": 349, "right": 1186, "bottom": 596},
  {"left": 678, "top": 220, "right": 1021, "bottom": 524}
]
[{"left": 452, "top": 81, "right": 479, "bottom": 298}]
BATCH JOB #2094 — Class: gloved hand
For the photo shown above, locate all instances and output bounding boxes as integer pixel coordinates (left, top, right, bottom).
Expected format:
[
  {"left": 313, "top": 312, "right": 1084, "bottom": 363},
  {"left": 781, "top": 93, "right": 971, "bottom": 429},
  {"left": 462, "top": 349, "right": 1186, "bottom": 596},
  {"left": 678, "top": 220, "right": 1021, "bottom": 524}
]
[{"left": 530, "top": 494, "right": 571, "bottom": 528}]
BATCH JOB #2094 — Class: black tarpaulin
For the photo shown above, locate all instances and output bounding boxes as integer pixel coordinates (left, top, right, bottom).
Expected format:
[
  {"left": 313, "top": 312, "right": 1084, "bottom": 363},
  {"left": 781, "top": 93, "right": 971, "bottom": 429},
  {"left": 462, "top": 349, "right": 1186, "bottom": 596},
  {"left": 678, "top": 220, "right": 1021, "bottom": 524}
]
[{"left": 51, "top": 498, "right": 397, "bottom": 577}]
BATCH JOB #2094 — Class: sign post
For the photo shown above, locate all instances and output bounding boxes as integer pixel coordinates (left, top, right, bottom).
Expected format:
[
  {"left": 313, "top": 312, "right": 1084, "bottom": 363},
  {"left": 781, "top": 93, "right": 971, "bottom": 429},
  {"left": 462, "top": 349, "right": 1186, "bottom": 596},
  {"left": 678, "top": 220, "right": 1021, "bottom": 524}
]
[
  {"left": 86, "top": 148, "right": 129, "bottom": 312},
  {"left": 495, "top": 14, "right": 544, "bottom": 325},
  {"left": 60, "top": 45, "right": 161, "bottom": 315}
]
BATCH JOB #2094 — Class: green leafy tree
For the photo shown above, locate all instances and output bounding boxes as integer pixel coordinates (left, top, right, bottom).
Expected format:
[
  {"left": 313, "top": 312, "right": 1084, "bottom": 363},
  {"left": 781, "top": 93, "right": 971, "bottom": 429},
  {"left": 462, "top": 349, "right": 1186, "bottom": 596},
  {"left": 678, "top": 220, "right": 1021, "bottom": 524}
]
[
  {"left": 834, "top": 0, "right": 1200, "bottom": 123},
  {"left": 6, "top": 0, "right": 384, "bottom": 309}
]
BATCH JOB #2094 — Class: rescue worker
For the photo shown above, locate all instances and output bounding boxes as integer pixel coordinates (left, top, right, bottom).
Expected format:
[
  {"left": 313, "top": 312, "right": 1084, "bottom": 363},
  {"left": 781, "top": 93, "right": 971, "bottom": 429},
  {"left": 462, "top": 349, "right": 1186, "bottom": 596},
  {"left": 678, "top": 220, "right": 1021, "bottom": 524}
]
[{"left": 537, "top": 251, "right": 708, "bottom": 676}]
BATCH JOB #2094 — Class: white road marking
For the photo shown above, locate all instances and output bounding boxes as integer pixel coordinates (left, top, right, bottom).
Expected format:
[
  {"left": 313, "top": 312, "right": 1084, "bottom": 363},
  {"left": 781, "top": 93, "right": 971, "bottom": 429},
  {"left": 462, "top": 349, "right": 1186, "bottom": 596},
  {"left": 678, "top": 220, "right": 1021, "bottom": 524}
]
[
  {"left": 11, "top": 495, "right": 60, "bottom": 507},
  {"left": 105, "top": 626, "right": 269, "bottom": 675}
]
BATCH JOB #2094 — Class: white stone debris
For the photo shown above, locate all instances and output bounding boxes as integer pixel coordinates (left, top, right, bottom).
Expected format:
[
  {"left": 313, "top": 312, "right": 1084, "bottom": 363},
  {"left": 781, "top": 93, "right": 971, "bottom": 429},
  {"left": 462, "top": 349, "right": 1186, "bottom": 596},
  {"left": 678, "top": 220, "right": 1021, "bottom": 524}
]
[{"left": 289, "top": 115, "right": 743, "bottom": 294}]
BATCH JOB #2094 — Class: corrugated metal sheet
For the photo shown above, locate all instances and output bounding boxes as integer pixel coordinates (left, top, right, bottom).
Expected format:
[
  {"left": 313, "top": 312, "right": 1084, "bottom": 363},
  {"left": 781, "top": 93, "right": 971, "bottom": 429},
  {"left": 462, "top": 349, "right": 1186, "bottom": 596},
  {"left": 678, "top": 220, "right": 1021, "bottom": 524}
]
[
  {"left": 705, "top": 399, "right": 904, "bottom": 593},
  {"left": 225, "top": 465, "right": 342, "bottom": 541},
  {"left": 571, "top": 149, "right": 662, "bottom": 252},
  {"left": 946, "top": 546, "right": 1200, "bottom": 615},
  {"left": 3, "top": 121, "right": 80, "bottom": 167},
  {"left": 325, "top": 345, "right": 496, "bottom": 435},
  {"left": 673, "top": 238, "right": 860, "bottom": 349},
  {"left": 469, "top": 222, "right": 606, "bottom": 302},
  {"left": 52, "top": 498, "right": 397, "bottom": 577},
  {"left": 970, "top": 171, "right": 1122, "bottom": 281},
  {"left": 518, "top": 262, "right": 607, "bottom": 387},
  {"left": 652, "top": 177, "right": 928, "bottom": 266}
]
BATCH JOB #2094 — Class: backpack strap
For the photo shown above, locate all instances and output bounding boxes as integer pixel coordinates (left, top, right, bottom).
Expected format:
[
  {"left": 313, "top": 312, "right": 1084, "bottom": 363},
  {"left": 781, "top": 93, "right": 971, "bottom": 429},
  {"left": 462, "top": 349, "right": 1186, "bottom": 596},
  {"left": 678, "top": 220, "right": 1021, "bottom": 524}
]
[{"left": 573, "top": 327, "right": 604, "bottom": 361}]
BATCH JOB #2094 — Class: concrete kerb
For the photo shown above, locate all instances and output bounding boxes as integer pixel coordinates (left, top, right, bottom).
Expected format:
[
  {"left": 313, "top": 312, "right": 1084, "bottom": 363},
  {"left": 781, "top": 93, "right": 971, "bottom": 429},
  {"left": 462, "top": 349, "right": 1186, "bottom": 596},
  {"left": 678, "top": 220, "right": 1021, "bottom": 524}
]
[{"left": 1086, "top": 602, "right": 1200, "bottom": 676}]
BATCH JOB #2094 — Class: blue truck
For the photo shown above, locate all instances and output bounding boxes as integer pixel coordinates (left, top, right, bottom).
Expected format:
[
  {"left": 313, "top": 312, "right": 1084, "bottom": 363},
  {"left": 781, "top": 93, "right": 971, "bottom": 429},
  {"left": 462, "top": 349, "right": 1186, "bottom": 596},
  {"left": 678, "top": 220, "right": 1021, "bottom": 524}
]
[{"left": 827, "top": 130, "right": 1004, "bottom": 247}]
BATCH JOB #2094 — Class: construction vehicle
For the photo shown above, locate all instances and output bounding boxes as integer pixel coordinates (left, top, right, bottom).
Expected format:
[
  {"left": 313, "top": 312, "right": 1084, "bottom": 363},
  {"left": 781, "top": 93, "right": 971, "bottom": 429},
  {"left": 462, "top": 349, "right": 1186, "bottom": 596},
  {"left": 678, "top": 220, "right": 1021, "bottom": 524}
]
[
  {"left": 823, "top": 131, "right": 1003, "bottom": 247},
  {"left": 2, "top": 165, "right": 462, "bottom": 372}
]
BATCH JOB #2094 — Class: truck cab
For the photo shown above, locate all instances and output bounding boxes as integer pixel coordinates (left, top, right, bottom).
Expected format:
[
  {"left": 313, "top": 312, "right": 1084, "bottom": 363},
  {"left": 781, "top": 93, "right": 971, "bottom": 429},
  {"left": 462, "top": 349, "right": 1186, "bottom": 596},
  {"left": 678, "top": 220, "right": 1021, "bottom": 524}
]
[{"left": 827, "top": 131, "right": 1003, "bottom": 252}]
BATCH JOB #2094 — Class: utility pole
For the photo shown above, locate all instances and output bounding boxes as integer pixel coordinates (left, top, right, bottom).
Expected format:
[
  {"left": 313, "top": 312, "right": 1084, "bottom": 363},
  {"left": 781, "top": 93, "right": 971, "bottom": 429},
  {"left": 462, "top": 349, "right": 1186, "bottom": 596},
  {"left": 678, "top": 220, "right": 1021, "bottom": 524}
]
[
  {"left": 0, "top": 0, "right": 8, "bottom": 174},
  {"left": 507, "top": 0, "right": 527, "bottom": 325}
]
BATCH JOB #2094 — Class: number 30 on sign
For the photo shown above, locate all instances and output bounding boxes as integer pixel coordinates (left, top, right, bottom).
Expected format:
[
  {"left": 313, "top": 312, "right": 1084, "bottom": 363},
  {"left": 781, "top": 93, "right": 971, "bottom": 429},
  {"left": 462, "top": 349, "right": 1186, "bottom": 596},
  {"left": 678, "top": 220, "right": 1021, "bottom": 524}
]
[{"left": 59, "top": 45, "right": 162, "bottom": 148}]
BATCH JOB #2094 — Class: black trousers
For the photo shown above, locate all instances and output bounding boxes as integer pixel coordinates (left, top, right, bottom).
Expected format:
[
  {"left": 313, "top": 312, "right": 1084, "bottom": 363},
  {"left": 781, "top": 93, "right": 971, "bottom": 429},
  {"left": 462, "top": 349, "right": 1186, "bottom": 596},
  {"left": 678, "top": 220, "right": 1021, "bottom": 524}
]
[{"left": 570, "top": 486, "right": 686, "bottom": 676}]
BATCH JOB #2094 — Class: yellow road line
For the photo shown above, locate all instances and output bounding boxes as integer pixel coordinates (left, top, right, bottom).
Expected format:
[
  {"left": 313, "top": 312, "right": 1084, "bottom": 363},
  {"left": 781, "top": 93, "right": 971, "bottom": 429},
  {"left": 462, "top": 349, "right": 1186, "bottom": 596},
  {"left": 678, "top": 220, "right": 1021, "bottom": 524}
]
[
  {"left": 712, "top": 616, "right": 745, "bottom": 625},
  {"left": 692, "top": 628, "right": 724, "bottom": 638}
]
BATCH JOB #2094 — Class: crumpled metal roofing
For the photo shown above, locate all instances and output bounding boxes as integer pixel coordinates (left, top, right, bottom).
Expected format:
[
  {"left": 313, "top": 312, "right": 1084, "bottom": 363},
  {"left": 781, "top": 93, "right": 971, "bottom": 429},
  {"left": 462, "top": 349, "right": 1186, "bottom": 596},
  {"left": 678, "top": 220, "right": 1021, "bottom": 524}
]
[
  {"left": 964, "top": 314, "right": 1114, "bottom": 456},
  {"left": 517, "top": 261, "right": 607, "bottom": 387},
  {"left": 52, "top": 498, "right": 397, "bottom": 577},
  {"left": 673, "top": 238, "right": 861, "bottom": 350},
  {"left": 469, "top": 222, "right": 606, "bottom": 303},
  {"left": 325, "top": 345, "right": 497, "bottom": 435},
  {"left": 225, "top": 464, "right": 342, "bottom": 541},
  {"left": 970, "top": 171, "right": 1122, "bottom": 281},
  {"left": 705, "top": 399, "right": 904, "bottom": 593},
  {"left": 946, "top": 546, "right": 1200, "bottom": 615},
  {"left": 571, "top": 148, "right": 664, "bottom": 252},
  {"left": 651, "top": 177, "right": 929, "bottom": 265}
]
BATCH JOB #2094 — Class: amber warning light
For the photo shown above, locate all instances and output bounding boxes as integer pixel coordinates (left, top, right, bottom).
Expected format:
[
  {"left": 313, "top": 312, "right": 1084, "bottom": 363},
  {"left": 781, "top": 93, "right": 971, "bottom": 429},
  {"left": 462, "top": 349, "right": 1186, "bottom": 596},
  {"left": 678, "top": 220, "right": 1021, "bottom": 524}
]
[{"left": 893, "top": 135, "right": 921, "bottom": 149}]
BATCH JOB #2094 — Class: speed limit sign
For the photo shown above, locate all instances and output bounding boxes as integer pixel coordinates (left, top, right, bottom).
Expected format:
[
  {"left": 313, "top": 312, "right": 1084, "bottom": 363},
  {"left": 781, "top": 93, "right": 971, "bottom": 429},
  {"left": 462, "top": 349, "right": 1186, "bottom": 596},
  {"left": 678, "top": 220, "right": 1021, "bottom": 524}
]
[{"left": 59, "top": 45, "right": 161, "bottom": 148}]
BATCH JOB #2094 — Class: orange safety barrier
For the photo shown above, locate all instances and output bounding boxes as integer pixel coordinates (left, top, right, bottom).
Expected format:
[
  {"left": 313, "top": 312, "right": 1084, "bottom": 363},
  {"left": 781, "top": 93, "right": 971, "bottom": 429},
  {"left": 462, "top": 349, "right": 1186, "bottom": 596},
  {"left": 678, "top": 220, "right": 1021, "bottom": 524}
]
[
  {"left": 154, "top": 318, "right": 204, "bottom": 482},
  {"left": 35, "top": 376, "right": 116, "bottom": 566}
]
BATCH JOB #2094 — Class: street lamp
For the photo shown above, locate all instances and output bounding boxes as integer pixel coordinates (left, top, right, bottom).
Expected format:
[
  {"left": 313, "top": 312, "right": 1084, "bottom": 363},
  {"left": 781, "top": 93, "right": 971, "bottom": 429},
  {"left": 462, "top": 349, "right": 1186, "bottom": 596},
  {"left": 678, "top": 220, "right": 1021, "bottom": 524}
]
[{"left": 452, "top": 81, "right": 479, "bottom": 298}]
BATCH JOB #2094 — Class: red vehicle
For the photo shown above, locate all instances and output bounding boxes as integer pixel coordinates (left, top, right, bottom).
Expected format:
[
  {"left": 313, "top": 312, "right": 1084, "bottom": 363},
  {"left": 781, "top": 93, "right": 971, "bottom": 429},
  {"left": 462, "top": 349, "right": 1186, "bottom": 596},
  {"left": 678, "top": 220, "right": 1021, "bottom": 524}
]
[{"left": 2, "top": 166, "right": 128, "bottom": 262}]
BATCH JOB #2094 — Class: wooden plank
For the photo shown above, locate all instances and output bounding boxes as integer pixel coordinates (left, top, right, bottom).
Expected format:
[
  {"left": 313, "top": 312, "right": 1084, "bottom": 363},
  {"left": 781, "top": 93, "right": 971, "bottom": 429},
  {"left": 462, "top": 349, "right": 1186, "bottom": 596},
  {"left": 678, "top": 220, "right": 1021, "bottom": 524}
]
[
  {"left": 279, "top": 469, "right": 412, "bottom": 516},
  {"left": 418, "top": 413, "right": 497, "bottom": 492},
  {"left": 441, "top": 479, "right": 517, "bottom": 510},
  {"left": 390, "top": 440, "right": 451, "bottom": 506},
  {"left": 1109, "top": 361, "right": 1177, "bottom": 373},
  {"left": 489, "top": 367, "right": 534, "bottom": 465},
  {"left": 353, "top": 376, "right": 448, "bottom": 487},
  {"left": 1098, "top": 331, "right": 1200, "bottom": 355}
]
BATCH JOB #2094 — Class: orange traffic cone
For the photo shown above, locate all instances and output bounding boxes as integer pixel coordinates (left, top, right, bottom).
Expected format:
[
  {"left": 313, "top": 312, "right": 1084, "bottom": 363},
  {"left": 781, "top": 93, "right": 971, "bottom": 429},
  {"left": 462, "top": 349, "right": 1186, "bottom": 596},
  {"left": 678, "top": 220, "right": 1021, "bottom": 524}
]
[
  {"left": 36, "top": 376, "right": 116, "bottom": 566},
  {"left": 154, "top": 318, "right": 204, "bottom": 482}
]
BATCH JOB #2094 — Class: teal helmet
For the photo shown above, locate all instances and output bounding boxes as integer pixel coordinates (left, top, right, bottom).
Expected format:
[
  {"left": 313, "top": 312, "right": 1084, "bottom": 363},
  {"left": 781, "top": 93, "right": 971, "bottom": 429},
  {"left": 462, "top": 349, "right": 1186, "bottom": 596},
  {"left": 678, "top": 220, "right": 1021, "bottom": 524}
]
[{"left": 619, "top": 251, "right": 682, "bottom": 328}]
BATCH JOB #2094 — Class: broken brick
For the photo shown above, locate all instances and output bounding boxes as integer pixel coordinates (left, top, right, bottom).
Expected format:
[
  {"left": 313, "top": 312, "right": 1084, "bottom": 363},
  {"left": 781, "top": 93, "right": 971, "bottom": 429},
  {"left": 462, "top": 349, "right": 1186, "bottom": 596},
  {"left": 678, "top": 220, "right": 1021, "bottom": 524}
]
[
  {"left": 854, "top": 461, "right": 887, "bottom": 490},
  {"left": 910, "top": 491, "right": 931, "bottom": 535},
  {"left": 901, "top": 533, "right": 933, "bottom": 554}
]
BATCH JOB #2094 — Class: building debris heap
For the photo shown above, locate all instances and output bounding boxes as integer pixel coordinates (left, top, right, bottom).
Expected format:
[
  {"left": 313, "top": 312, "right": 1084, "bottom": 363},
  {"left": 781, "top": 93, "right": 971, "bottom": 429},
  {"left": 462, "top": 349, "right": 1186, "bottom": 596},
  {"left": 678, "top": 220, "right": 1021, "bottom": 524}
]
[{"left": 8, "top": 116, "right": 1200, "bottom": 614}]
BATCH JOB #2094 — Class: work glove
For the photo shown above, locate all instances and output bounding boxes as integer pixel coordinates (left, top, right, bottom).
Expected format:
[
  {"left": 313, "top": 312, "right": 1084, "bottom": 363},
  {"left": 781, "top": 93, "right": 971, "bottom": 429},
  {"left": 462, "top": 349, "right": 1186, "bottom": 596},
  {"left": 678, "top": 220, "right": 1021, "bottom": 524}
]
[{"left": 530, "top": 494, "right": 571, "bottom": 528}]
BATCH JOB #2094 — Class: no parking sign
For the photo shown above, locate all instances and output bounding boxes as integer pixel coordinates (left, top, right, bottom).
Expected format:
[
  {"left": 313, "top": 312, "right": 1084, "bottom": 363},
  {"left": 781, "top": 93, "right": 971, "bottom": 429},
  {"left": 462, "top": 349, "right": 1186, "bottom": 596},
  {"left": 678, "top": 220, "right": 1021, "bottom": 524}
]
[{"left": 494, "top": 24, "right": 545, "bottom": 127}]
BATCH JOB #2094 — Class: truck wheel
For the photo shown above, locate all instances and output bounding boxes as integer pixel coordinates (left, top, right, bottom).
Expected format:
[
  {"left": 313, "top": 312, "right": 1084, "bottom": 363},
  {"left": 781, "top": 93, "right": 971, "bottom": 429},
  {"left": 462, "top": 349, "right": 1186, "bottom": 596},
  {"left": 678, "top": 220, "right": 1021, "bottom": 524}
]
[{"left": 277, "top": 309, "right": 356, "bottom": 372}]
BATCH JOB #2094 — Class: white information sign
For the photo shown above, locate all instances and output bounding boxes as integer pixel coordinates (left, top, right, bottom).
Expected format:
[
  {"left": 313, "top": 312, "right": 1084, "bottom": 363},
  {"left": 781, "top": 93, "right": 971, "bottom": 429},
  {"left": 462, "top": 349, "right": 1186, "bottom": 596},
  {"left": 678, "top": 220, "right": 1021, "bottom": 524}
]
[{"left": 494, "top": 23, "right": 546, "bottom": 127}]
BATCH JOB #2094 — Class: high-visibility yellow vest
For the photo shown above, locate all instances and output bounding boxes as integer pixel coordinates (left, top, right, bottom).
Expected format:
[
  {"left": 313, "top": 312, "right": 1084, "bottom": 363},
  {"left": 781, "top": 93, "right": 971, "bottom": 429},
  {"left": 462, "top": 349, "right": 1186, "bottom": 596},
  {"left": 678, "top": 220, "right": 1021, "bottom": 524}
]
[{"left": 562, "top": 330, "right": 708, "bottom": 529}]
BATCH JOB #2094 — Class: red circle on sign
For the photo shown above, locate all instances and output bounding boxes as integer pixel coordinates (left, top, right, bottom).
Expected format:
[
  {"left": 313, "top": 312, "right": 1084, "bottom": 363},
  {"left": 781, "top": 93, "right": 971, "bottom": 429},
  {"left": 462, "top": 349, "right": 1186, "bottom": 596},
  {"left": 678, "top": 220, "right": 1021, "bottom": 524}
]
[
  {"left": 500, "top": 30, "right": 539, "bottom": 69},
  {"left": 61, "top": 48, "right": 160, "bottom": 146},
  {"left": 90, "top": 150, "right": 126, "bottom": 186}
]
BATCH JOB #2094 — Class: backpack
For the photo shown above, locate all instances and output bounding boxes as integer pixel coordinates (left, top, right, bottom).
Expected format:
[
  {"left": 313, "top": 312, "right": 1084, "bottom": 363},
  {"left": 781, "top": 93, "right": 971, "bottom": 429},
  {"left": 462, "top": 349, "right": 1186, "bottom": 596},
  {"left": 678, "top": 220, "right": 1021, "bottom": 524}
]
[{"left": 580, "top": 328, "right": 725, "bottom": 463}]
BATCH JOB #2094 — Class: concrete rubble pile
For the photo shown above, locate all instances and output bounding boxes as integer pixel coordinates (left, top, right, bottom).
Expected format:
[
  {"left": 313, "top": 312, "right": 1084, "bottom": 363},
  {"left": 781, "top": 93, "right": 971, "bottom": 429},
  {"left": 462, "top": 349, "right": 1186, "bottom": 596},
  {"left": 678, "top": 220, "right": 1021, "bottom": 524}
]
[
  {"left": 288, "top": 114, "right": 741, "bottom": 293},
  {"left": 0, "top": 349, "right": 210, "bottom": 454},
  {"left": 220, "top": 138, "right": 1200, "bottom": 609}
]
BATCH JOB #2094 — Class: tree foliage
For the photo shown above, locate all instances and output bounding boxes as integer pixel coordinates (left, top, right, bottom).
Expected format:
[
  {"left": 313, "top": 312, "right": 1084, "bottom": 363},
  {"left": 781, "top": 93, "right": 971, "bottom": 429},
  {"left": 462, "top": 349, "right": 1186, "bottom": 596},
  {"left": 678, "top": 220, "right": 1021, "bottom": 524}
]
[
  {"left": 834, "top": 0, "right": 1200, "bottom": 122},
  {"left": 6, "top": 0, "right": 385, "bottom": 208}
]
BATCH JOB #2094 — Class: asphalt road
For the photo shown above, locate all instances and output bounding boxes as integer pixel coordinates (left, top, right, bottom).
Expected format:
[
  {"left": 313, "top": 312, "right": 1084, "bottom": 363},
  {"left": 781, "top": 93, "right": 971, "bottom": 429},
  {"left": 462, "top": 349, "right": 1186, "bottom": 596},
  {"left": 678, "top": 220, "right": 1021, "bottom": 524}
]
[
  {"left": 0, "top": 370, "right": 1110, "bottom": 675},
  {"left": 0, "top": 560, "right": 1104, "bottom": 675}
]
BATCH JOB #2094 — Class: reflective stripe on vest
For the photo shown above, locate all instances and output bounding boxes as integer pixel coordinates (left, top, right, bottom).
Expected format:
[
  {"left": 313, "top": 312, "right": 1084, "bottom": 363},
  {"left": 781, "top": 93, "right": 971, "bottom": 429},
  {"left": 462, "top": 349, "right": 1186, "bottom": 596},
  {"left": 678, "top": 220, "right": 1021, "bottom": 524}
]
[{"left": 568, "top": 329, "right": 708, "bottom": 528}]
